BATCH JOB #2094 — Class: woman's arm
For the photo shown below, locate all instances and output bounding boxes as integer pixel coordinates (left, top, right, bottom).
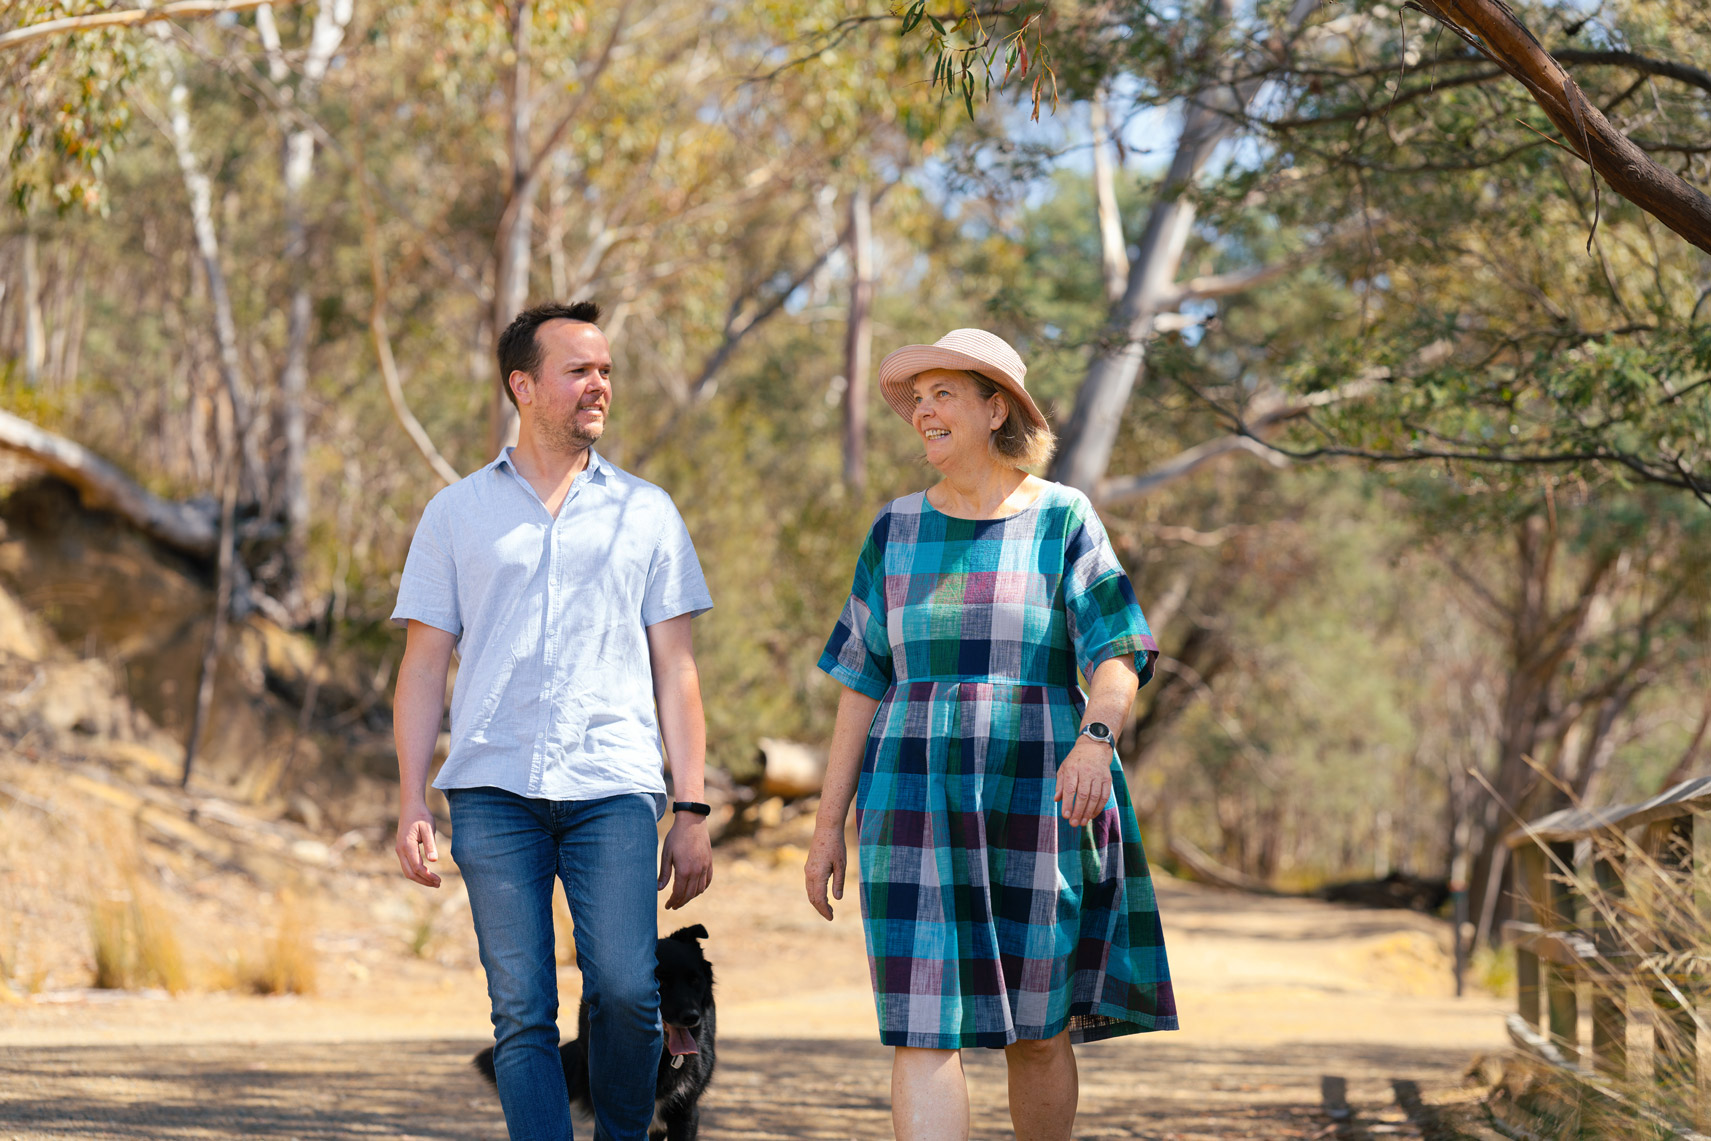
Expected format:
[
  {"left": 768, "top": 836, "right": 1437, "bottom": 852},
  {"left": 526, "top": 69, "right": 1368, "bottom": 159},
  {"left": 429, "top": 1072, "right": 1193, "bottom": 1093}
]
[
  {"left": 804, "top": 684, "right": 881, "bottom": 920},
  {"left": 1055, "top": 654, "right": 1141, "bottom": 827}
]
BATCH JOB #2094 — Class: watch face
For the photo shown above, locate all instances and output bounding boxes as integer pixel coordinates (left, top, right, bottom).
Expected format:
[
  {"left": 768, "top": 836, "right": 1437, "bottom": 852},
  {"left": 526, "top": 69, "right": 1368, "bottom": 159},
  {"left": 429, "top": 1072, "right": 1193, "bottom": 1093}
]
[{"left": 1086, "top": 722, "right": 1111, "bottom": 740}]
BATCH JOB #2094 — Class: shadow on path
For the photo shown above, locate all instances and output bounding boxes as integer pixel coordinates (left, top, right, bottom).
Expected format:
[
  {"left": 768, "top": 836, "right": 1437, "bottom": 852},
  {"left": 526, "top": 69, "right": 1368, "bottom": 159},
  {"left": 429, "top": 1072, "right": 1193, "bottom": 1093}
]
[{"left": 0, "top": 1036, "right": 1479, "bottom": 1140}]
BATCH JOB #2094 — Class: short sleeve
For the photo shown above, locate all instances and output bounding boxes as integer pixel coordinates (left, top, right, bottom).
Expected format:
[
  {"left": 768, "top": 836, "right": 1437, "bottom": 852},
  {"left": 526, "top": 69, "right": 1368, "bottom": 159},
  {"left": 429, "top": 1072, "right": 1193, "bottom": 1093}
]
[
  {"left": 817, "top": 513, "right": 894, "bottom": 699},
  {"left": 1063, "top": 498, "right": 1158, "bottom": 687},
  {"left": 642, "top": 501, "right": 714, "bottom": 625},
  {"left": 391, "top": 494, "right": 463, "bottom": 636}
]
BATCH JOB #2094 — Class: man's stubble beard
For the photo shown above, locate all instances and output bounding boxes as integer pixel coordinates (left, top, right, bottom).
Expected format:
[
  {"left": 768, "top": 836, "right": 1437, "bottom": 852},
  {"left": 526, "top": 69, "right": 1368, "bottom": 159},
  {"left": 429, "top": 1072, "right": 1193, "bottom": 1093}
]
[{"left": 535, "top": 396, "right": 606, "bottom": 453}]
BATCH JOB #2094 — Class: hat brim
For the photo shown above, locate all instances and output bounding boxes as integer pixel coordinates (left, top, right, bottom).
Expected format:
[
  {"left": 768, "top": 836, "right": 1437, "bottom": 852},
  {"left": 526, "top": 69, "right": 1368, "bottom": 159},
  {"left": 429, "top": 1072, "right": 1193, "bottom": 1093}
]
[{"left": 877, "top": 345, "right": 1048, "bottom": 432}]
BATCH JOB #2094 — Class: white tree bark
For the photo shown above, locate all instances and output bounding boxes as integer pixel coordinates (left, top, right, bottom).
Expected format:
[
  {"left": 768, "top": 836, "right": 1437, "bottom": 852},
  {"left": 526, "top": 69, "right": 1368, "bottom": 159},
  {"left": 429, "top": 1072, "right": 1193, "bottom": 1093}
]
[
  {"left": 489, "top": 0, "right": 536, "bottom": 453},
  {"left": 19, "top": 226, "right": 45, "bottom": 387},
  {"left": 164, "top": 67, "right": 268, "bottom": 503},
  {"left": 1089, "top": 94, "right": 1128, "bottom": 305},
  {"left": 842, "top": 184, "right": 874, "bottom": 489},
  {"left": 258, "top": 0, "right": 353, "bottom": 605},
  {"left": 1051, "top": 0, "right": 1319, "bottom": 496},
  {"left": 485, "top": 2, "right": 627, "bottom": 453},
  {"left": 0, "top": 0, "right": 295, "bottom": 51}
]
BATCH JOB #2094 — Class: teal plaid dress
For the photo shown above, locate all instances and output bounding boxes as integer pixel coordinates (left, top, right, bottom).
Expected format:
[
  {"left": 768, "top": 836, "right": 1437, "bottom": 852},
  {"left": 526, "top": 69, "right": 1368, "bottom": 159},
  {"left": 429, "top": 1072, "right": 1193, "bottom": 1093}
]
[{"left": 818, "top": 484, "right": 1178, "bottom": 1049}]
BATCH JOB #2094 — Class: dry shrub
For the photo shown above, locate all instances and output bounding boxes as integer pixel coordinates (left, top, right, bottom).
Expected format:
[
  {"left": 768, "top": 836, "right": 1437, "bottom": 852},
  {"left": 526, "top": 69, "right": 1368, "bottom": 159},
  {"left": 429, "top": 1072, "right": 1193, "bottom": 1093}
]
[
  {"left": 241, "top": 891, "right": 318, "bottom": 995},
  {"left": 88, "top": 884, "right": 188, "bottom": 993}
]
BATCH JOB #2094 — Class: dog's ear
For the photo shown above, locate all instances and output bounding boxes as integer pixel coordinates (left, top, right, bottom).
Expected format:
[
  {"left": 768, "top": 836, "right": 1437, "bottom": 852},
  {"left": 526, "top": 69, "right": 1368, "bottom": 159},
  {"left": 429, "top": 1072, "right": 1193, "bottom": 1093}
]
[{"left": 668, "top": 923, "right": 709, "bottom": 944}]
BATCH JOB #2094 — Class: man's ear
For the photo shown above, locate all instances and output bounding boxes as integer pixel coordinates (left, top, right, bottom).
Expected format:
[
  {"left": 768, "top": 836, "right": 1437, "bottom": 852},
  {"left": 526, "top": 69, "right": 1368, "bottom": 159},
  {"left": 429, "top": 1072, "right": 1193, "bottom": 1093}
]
[{"left": 509, "top": 370, "right": 532, "bottom": 406}]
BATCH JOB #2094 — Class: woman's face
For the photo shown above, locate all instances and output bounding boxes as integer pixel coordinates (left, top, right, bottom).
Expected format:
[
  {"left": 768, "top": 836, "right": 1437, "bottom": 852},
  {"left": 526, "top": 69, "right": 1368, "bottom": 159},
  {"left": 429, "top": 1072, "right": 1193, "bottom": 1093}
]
[{"left": 910, "top": 368, "right": 1006, "bottom": 471}]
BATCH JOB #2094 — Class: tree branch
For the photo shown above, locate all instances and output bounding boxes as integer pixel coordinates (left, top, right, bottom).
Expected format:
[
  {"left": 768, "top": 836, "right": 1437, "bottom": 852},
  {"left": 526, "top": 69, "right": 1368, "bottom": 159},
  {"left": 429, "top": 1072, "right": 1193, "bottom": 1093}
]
[
  {"left": 1100, "top": 435, "right": 1288, "bottom": 503},
  {"left": 0, "top": 0, "right": 296, "bottom": 51},
  {"left": 1097, "top": 373, "right": 1388, "bottom": 506},
  {"left": 1553, "top": 49, "right": 1711, "bottom": 100},
  {"left": 1405, "top": 0, "right": 1711, "bottom": 254},
  {"left": 353, "top": 138, "right": 462, "bottom": 489}
]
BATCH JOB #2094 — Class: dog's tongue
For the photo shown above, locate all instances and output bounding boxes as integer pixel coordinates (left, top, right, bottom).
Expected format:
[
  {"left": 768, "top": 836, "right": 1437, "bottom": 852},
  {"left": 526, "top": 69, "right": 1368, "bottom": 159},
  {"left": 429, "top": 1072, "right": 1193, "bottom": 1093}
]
[{"left": 665, "top": 1025, "right": 699, "bottom": 1056}]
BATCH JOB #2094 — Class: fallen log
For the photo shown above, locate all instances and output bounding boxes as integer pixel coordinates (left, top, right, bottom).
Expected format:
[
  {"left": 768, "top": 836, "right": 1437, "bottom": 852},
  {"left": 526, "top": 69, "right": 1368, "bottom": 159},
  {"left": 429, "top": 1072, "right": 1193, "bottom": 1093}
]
[
  {"left": 1165, "top": 833, "right": 1279, "bottom": 895},
  {"left": 0, "top": 409, "right": 217, "bottom": 557}
]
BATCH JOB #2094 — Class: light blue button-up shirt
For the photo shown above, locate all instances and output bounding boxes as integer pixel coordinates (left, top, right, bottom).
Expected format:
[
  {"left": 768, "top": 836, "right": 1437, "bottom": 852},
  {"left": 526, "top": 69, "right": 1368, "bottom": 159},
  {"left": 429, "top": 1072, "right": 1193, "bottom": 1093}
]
[{"left": 391, "top": 448, "right": 712, "bottom": 808}]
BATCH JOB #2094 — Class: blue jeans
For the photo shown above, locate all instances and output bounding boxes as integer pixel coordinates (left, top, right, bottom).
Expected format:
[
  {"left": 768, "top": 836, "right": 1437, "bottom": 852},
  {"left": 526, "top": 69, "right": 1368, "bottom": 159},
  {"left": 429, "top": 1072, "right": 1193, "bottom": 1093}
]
[{"left": 449, "top": 788, "right": 661, "bottom": 1141}]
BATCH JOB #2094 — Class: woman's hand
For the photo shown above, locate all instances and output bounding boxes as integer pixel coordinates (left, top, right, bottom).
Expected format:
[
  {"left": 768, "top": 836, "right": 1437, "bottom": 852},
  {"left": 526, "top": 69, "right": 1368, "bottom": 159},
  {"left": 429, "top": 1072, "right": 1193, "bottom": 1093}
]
[
  {"left": 1054, "top": 739, "right": 1115, "bottom": 828},
  {"left": 804, "top": 820, "right": 848, "bottom": 921}
]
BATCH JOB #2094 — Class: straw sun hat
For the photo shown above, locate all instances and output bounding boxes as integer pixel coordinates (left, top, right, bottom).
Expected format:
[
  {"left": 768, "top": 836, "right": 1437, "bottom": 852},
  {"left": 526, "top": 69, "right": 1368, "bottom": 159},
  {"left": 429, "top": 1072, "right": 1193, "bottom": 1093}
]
[{"left": 877, "top": 329, "right": 1049, "bottom": 433}]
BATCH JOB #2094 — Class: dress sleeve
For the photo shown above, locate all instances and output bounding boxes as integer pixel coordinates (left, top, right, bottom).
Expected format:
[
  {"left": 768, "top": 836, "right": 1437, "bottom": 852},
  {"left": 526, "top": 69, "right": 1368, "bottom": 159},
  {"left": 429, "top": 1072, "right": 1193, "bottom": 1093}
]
[
  {"left": 1063, "top": 496, "right": 1158, "bottom": 687},
  {"left": 817, "top": 512, "right": 894, "bottom": 699}
]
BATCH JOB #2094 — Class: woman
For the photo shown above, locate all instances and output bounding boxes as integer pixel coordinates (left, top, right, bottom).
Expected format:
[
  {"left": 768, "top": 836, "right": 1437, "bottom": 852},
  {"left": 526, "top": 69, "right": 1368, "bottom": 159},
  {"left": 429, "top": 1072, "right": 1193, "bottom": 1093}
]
[{"left": 805, "top": 329, "right": 1177, "bottom": 1141}]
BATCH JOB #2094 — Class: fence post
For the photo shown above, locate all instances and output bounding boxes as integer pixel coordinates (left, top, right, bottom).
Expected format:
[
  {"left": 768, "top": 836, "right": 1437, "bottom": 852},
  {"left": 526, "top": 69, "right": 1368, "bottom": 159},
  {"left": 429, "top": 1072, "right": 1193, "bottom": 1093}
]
[
  {"left": 1591, "top": 842, "right": 1626, "bottom": 1078},
  {"left": 1516, "top": 843, "right": 1543, "bottom": 1030},
  {"left": 1545, "top": 840, "right": 1580, "bottom": 1064},
  {"left": 1650, "top": 817, "right": 1698, "bottom": 1114}
]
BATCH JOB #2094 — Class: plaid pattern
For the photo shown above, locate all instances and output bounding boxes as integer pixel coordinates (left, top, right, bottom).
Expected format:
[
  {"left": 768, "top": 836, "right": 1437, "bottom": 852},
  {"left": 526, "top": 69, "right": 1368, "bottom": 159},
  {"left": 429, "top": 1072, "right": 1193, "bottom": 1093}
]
[{"left": 819, "top": 486, "right": 1176, "bottom": 1049}]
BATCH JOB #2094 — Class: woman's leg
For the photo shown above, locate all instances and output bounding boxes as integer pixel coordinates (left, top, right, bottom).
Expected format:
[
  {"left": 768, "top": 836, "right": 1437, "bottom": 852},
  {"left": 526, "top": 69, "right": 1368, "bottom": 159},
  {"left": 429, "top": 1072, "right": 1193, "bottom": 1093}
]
[
  {"left": 1004, "top": 1032, "right": 1077, "bottom": 1141},
  {"left": 892, "top": 1046, "right": 968, "bottom": 1141}
]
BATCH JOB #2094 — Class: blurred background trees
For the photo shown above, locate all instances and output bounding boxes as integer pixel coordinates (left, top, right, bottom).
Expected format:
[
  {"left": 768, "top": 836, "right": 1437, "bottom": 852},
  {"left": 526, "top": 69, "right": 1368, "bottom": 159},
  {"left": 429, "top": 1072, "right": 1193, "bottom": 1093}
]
[{"left": 2, "top": 0, "right": 1708, "bottom": 943}]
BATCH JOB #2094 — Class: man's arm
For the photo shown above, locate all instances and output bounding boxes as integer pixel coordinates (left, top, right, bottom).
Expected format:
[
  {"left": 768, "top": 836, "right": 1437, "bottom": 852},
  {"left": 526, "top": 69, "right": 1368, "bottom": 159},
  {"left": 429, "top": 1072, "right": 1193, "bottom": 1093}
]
[
  {"left": 394, "top": 620, "right": 457, "bottom": 888},
  {"left": 648, "top": 613, "right": 712, "bottom": 909}
]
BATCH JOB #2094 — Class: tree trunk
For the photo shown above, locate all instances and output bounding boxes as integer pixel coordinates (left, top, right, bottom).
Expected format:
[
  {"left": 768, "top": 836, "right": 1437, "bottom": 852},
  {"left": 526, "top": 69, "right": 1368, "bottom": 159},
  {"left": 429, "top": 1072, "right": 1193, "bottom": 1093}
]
[
  {"left": 1089, "top": 94, "right": 1128, "bottom": 305},
  {"left": 261, "top": 0, "right": 353, "bottom": 616},
  {"left": 1050, "top": 0, "right": 1318, "bottom": 495},
  {"left": 165, "top": 68, "right": 268, "bottom": 507},
  {"left": 842, "top": 184, "right": 873, "bottom": 490},
  {"left": 182, "top": 393, "right": 240, "bottom": 788},
  {"left": 490, "top": 0, "right": 536, "bottom": 455},
  {"left": 1462, "top": 514, "right": 1621, "bottom": 943},
  {"left": 20, "top": 223, "right": 44, "bottom": 387}
]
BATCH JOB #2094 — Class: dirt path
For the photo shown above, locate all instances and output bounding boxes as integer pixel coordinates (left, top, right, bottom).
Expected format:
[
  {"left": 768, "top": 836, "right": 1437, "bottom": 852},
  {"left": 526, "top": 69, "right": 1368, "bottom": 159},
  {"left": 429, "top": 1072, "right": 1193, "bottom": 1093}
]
[{"left": 0, "top": 849, "right": 1508, "bottom": 1139}]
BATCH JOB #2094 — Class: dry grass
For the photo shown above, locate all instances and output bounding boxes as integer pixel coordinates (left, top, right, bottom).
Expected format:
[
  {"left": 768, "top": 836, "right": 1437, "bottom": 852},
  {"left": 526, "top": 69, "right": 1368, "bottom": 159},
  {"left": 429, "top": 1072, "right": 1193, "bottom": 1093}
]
[
  {"left": 239, "top": 891, "right": 318, "bottom": 995},
  {"left": 88, "top": 883, "right": 189, "bottom": 993},
  {"left": 1505, "top": 813, "right": 1711, "bottom": 1138}
]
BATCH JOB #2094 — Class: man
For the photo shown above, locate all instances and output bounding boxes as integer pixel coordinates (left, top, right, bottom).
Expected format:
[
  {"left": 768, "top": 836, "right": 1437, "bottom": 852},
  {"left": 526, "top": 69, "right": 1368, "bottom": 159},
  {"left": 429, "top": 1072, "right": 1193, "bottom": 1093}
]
[{"left": 391, "top": 300, "right": 714, "bottom": 1141}]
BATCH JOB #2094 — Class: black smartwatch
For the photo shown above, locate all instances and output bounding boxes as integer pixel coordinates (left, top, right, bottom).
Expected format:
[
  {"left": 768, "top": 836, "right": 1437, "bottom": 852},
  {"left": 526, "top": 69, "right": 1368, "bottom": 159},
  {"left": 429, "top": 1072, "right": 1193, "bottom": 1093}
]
[
  {"left": 672, "top": 801, "right": 712, "bottom": 816},
  {"left": 1078, "top": 722, "right": 1113, "bottom": 745}
]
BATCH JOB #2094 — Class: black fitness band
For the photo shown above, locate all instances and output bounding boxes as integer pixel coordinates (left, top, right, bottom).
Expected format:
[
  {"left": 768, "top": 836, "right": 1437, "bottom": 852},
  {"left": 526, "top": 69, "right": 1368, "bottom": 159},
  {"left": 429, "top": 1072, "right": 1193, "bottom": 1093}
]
[{"left": 672, "top": 800, "right": 712, "bottom": 816}]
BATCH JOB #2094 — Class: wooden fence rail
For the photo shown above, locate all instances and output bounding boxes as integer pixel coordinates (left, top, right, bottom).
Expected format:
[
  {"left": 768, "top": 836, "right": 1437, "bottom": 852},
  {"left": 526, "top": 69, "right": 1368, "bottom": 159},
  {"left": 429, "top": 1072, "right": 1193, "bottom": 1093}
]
[{"left": 1504, "top": 775, "right": 1711, "bottom": 1132}]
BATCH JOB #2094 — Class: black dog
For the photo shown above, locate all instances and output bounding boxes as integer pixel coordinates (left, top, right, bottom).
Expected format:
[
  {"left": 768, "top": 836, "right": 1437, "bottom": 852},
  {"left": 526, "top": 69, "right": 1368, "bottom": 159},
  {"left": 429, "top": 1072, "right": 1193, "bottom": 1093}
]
[{"left": 474, "top": 924, "right": 716, "bottom": 1141}]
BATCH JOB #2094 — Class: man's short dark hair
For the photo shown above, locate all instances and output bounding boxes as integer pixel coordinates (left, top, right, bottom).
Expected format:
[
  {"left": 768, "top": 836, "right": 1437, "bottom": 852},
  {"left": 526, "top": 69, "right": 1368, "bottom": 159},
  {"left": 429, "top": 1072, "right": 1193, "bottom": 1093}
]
[{"left": 497, "top": 300, "right": 602, "bottom": 409}]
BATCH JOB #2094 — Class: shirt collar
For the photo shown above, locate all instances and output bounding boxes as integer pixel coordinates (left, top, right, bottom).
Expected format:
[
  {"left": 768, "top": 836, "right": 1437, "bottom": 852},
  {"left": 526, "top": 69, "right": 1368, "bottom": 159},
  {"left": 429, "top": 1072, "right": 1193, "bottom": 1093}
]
[{"left": 489, "top": 446, "right": 609, "bottom": 485}]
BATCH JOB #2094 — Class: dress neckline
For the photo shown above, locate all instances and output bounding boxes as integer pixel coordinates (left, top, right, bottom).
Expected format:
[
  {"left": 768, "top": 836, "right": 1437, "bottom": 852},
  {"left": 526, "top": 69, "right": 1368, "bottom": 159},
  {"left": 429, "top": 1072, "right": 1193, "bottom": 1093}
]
[{"left": 919, "top": 482, "right": 1054, "bottom": 523}]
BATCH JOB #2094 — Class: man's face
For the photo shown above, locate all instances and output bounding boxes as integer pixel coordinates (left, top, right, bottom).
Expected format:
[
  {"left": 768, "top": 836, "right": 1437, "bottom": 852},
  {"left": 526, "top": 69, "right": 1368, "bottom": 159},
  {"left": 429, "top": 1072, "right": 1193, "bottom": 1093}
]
[{"left": 514, "top": 319, "right": 612, "bottom": 451}]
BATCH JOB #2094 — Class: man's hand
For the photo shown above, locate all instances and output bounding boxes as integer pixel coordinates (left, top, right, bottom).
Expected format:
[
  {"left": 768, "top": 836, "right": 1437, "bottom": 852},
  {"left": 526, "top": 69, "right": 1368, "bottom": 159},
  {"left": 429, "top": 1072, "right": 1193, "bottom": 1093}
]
[
  {"left": 803, "top": 820, "right": 847, "bottom": 921},
  {"left": 658, "top": 814, "right": 712, "bottom": 909},
  {"left": 395, "top": 802, "right": 442, "bottom": 888},
  {"left": 1054, "top": 739, "right": 1115, "bottom": 828}
]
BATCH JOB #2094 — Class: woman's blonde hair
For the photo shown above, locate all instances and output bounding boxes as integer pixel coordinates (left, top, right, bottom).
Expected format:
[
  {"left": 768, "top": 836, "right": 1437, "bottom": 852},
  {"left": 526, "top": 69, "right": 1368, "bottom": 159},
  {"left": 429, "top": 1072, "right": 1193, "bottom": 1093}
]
[{"left": 967, "top": 371, "right": 1056, "bottom": 470}]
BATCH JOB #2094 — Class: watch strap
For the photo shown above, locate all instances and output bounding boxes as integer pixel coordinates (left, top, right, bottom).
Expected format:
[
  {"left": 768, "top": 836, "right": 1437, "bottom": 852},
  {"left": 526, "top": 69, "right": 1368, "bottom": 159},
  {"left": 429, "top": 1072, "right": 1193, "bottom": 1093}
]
[{"left": 672, "top": 800, "right": 712, "bottom": 816}]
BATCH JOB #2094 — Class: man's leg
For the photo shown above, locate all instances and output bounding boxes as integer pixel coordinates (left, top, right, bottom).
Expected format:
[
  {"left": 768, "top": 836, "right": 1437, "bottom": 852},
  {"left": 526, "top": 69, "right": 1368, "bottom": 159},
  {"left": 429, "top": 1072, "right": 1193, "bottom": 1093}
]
[
  {"left": 558, "top": 794, "right": 662, "bottom": 1141},
  {"left": 451, "top": 787, "right": 573, "bottom": 1141}
]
